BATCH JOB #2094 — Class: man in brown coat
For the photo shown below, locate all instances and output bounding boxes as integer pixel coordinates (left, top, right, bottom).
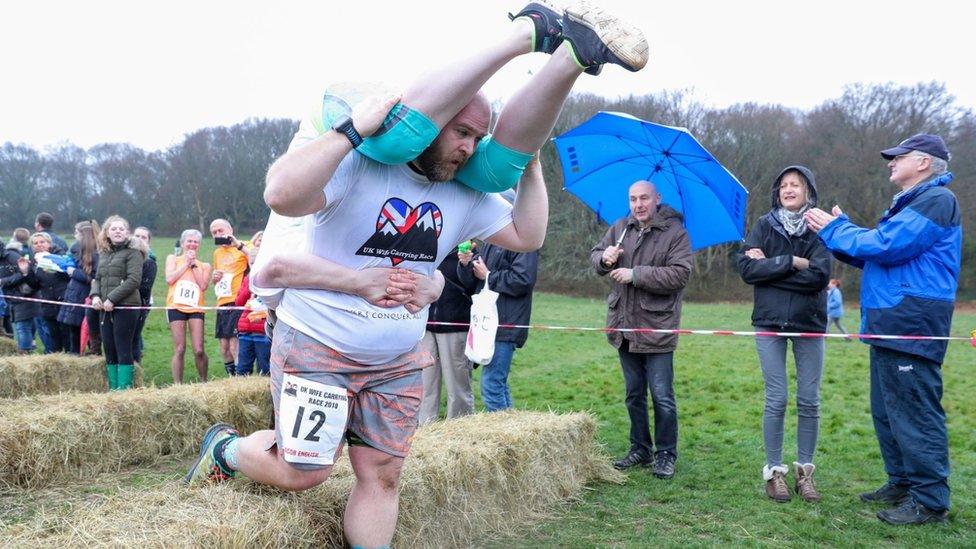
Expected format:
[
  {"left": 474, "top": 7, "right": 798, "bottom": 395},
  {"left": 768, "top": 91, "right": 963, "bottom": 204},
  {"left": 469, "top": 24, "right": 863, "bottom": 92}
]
[{"left": 590, "top": 180, "right": 693, "bottom": 479}]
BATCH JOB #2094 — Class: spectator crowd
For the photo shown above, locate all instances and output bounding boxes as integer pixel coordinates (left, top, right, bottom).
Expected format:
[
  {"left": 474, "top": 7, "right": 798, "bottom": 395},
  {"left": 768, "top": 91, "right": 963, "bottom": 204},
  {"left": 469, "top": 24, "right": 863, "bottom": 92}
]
[{"left": 0, "top": 212, "right": 270, "bottom": 388}]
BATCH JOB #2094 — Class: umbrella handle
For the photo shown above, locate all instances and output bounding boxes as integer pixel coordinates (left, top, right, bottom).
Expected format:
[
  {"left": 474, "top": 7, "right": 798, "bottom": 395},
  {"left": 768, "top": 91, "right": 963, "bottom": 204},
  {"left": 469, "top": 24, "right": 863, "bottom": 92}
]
[{"left": 615, "top": 227, "right": 628, "bottom": 247}]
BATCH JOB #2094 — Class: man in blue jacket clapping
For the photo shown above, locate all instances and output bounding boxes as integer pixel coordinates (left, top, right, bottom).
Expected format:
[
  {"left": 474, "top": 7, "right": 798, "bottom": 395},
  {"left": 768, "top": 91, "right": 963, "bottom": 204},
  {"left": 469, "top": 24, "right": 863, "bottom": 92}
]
[{"left": 805, "top": 134, "right": 959, "bottom": 525}]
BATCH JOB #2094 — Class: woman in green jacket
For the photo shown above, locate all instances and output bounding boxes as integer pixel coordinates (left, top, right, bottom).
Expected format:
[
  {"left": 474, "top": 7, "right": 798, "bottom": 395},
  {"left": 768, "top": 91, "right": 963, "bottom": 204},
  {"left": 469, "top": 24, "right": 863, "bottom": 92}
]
[{"left": 91, "top": 215, "right": 146, "bottom": 390}]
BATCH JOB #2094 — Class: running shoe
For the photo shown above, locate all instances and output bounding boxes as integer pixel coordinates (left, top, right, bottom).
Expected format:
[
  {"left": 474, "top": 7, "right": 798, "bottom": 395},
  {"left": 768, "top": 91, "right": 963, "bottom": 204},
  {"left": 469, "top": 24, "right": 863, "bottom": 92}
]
[
  {"left": 563, "top": 0, "right": 649, "bottom": 72},
  {"left": 183, "top": 422, "right": 239, "bottom": 486},
  {"left": 510, "top": 0, "right": 566, "bottom": 54}
]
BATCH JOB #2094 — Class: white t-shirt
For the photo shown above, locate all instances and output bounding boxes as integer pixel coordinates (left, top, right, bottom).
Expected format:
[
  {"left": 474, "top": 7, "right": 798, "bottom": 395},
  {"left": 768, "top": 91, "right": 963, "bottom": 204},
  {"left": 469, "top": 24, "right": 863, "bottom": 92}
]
[
  {"left": 275, "top": 149, "right": 513, "bottom": 365},
  {"left": 248, "top": 119, "right": 333, "bottom": 306}
]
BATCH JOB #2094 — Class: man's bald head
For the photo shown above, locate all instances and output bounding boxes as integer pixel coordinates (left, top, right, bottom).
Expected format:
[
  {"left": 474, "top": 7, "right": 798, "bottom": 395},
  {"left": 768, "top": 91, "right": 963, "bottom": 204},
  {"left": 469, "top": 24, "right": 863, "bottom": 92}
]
[
  {"left": 628, "top": 180, "right": 661, "bottom": 226},
  {"left": 415, "top": 91, "right": 492, "bottom": 182},
  {"left": 209, "top": 218, "right": 233, "bottom": 237},
  {"left": 629, "top": 180, "right": 657, "bottom": 197}
]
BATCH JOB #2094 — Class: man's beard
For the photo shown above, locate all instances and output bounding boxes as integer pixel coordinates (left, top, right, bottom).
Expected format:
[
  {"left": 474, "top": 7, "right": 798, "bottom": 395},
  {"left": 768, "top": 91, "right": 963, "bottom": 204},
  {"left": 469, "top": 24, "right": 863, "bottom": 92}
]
[{"left": 415, "top": 147, "right": 460, "bottom": 182}]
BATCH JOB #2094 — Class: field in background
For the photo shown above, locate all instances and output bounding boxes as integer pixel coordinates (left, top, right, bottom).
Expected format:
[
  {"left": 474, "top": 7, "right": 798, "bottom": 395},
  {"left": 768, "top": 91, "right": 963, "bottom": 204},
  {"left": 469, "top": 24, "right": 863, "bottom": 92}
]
[{"left": 7, "top": 236, "right": 975, "bottom": 545}]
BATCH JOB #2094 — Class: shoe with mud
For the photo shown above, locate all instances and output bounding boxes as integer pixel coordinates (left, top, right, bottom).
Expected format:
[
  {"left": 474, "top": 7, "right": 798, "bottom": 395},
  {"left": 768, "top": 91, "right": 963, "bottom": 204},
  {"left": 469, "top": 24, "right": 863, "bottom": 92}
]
[{"left": 562, "top": 0, "right": 648, "bottom": 72}]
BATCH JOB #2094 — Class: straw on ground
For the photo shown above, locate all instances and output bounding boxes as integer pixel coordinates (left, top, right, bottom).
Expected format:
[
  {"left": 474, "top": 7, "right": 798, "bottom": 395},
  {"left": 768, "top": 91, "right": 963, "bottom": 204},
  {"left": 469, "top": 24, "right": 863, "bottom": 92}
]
[
  {"left": 1, "top": 411, "right": 621, "bottom": 548},
  {"left": 0, "top": 354, "right": 145, "bottom": 398},
  {"left": 0, "top": 376, "right": 271, "bottom": 488}
]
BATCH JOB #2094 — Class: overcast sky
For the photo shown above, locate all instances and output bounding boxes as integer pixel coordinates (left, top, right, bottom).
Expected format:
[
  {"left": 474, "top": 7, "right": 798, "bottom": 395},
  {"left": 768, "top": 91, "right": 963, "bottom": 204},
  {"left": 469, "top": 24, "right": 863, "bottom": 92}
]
[{"left": 3, "top": 0, "right": 974, "bottom": 151}]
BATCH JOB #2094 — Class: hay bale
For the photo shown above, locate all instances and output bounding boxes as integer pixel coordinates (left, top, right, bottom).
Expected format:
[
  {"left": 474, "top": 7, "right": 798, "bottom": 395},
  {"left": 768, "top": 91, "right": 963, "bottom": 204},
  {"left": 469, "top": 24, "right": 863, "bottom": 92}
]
[
  {"left": 0, "top": 354, "right": 145, "bottom": 397},
  {"left": 0, "top": 376, "right": 271, "bottom": 488},
  {"left": 1, "top": 411, "right": 621, "bottom": 548},
  {"left": 0, "top": 336, "right": 18, "bottom": 356}
]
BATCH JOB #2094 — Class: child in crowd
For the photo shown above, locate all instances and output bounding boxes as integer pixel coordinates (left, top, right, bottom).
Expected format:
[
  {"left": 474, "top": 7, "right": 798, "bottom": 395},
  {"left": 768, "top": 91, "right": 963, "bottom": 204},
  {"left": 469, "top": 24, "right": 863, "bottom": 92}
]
[
  {"left": 827, "top": 278, "right": 845, "bottom": 334},
  {"left": 234, "top": 274, "right": 270, "bottom": 376}
]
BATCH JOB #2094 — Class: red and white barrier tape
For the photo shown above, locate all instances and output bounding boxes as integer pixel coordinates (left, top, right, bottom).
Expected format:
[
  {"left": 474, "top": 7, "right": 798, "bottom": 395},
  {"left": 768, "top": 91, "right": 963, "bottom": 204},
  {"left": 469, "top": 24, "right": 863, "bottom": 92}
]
[
  {"left": 1, "top": 294, "right": 248, "bottom": 311},
  {"left": 3, "top": 294, "right": 973, "bottom": 344},
  {"left": 426, "top": 321, "right": 973, "bottom": 342}
]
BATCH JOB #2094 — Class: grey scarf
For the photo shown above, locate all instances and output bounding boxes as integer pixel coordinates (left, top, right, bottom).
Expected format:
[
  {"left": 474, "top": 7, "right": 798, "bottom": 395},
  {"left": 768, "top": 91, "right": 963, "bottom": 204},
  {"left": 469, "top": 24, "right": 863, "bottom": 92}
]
[{"left": 775, "top": 206, "right": 810, "bottom": 236}]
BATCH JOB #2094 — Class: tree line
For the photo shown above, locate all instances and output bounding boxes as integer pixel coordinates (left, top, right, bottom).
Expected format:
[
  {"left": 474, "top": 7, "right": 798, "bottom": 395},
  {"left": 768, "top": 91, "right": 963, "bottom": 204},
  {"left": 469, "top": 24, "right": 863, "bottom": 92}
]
[{"left": 2, "top": 82, "right": 973, "bottom": 300}]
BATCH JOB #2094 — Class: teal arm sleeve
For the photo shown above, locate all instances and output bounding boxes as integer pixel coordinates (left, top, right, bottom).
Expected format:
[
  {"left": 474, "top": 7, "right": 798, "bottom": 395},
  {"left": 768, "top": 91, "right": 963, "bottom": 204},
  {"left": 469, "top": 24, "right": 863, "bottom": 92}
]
[{"left": 455, "top": 137, "right": 533, "bottom": 193}]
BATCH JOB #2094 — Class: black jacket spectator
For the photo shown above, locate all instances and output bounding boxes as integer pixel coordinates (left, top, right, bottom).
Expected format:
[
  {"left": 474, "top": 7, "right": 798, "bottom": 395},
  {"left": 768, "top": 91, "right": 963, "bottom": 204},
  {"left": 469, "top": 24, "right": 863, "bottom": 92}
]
[
  {"left": 0, "top": 245, "right": 40, "bottom": 322},
  {"left": 457, "top": 243, "right": 539, "bottom": 348},
  {"left": 139, "top": 251, "right": 158, "bottom": 306},
  {"left": 58, "top": 243, "right": 99, "bottom": 327},
  {"left": 33, "top": 264, "right": 69, "bottom": 320},
  {"left": 737, "top": 165, "right": 831, "bottom": 333},
  {"left": 427, "top": 250, "right": 473, "bottom": 334}
]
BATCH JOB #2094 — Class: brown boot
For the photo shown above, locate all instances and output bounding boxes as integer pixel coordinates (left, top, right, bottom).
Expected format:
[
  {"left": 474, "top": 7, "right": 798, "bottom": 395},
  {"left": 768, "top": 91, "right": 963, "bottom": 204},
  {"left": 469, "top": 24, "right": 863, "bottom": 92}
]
[
  {"left": 794, "top": 462, "right": 822, "bottom": 502},
  {"left": 763, "top": 464, "right": 791, "bottom": 502}
]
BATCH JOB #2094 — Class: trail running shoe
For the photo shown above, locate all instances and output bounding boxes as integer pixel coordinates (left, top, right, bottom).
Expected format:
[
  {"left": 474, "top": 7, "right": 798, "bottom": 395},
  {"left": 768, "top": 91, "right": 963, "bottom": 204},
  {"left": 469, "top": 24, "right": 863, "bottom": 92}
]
[
  {"left": 510, "top": 1, "right": 601, "bottom": 75},
  {"left": 563, "top": 0, "right": 649, "bottom": 72},
  {"left": 183, "top": 422, "right": 239, "bottom": 486},
  {"left": 510, "top": 0, "right": 566, "bottom": 54}
]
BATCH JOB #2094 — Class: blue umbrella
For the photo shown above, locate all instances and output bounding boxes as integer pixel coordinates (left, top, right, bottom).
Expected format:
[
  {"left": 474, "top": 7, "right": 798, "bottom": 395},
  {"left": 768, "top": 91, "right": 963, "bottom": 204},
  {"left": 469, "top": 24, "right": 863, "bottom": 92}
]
[{"left": 553, "top": 111, "right": 748, "bottom": 250}]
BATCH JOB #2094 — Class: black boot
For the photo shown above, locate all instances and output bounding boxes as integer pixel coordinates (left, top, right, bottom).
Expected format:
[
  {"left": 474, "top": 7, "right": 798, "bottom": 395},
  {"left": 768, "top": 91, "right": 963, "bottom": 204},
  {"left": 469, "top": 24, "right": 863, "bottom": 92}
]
[
  {"left": 860, "top": 482, "right": 910, "bottom": 505},
  {"left": 877, "top": 498, "right": 948, "bottom": 525},
  {"left": 612, "top": 450, "right": 651, "bottom": 470}
]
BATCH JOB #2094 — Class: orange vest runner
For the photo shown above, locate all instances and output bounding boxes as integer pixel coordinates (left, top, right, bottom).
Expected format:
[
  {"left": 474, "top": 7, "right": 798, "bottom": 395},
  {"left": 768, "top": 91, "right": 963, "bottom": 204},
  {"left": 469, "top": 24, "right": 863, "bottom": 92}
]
[
  {"left": 213, "top": 246, "right": 249, "bottom": 306},
  {"left": 166, "top": 256, "right": 209, "bottom": 314}
]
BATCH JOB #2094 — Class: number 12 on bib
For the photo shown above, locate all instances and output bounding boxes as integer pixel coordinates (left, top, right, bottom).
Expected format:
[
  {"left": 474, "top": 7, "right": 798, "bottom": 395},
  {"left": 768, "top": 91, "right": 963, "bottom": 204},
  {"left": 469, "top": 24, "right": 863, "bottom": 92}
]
[{"left": 278, "top": 374, "right": 349, "bottom": 466}]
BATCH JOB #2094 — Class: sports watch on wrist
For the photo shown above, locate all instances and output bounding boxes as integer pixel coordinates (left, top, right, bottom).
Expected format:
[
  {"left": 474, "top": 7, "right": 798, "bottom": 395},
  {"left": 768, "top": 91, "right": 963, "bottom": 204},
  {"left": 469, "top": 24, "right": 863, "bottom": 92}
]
[{"left": 332, "top": 115, "right": 363, "bottom": 148}]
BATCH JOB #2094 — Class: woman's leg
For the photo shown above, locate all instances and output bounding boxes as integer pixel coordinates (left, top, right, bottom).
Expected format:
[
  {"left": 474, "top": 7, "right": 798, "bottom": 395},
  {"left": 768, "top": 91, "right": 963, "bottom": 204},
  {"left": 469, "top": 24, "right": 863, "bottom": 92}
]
[
  {"left": 755, "top": 335, "right": 789, "bottom": 467},
  {"left": 189, "top": 317, "right": 209, "bottom": 382},
  {"left": 100, "top": 312, "right": 118, "bottom": 364},
  {"left": 67, "top": 324, "right": 82, "bottom": 354},
  {"left": 99, "top": 312, "right": 119, "bottom": 389},
  {"left": 132, "top": 310, "right": 149, "bottom": 362},
  {"left": 398, "top": 19, "right": 535, "bottom": 128},
  {"left": 170, "top": 319, "right": 188, "bottom": 384},
  {"left": 86, "top": 308, "right": 102, "bottom": 355},
  {"left": 112, "top": 309, "right": 140, "bottom": 389},
  {"left": 792, "top": 337, "right": 825, "bottom": 464}
]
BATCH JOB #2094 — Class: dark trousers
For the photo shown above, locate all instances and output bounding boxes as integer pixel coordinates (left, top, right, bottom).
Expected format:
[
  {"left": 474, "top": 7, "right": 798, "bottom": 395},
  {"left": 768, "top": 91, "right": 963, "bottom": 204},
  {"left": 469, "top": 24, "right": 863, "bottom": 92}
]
[
  {"left": 132, "top": 309, "right": 149, "bottom": 362},
  {"left": 100, "top": 309, "right": 140, "bottom": 365},
  {"left": 42, "top": 318, "right": 70, "bottom": 353},
  {"left": 236, "top": 333, "right": 271, "bottom": 376},
  {"left": 870, "top": 345, "right": 950, "bottom": 511},
  {"left": 618, "top": 340, "right": 678, "bottom": 458},
  {"left": 86, "top": 308, "right": 101, "bottom": 354},
  {"left": 67, "top": 324, "right": 82, "bottom": 354}
]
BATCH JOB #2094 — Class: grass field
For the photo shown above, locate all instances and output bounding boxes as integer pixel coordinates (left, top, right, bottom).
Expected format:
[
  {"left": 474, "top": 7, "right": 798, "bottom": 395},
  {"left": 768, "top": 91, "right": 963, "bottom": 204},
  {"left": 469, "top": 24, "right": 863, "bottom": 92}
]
[{"left": 5, "top": 236, "right": 976, "bottom": 546}]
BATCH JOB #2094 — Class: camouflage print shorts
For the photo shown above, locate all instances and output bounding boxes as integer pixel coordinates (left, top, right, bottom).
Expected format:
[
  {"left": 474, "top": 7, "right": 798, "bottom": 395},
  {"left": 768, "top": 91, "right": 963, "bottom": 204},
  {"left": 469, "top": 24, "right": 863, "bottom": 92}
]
[{"left": 270, "top": 320, "right": 431, "bottom": 467}]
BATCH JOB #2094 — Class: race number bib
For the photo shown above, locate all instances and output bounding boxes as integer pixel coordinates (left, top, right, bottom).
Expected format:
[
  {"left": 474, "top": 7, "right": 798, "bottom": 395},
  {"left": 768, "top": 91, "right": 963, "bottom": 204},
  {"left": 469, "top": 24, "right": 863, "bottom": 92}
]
[
  {"left": 173, "top": 279, "right": 200, "bottom": 307},
  {"left": 214, "top": 272, "right": 233, "bottom": 298},
  {"left": 278, "top": 374, "right": 349, "bottom": 466}
]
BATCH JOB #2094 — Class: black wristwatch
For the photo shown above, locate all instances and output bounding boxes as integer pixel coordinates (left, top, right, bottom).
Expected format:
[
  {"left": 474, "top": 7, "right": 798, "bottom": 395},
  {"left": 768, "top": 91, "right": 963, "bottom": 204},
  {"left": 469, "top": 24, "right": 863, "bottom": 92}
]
[{"left": 332, "top": 115, "right": 363, "bottom": 148}]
